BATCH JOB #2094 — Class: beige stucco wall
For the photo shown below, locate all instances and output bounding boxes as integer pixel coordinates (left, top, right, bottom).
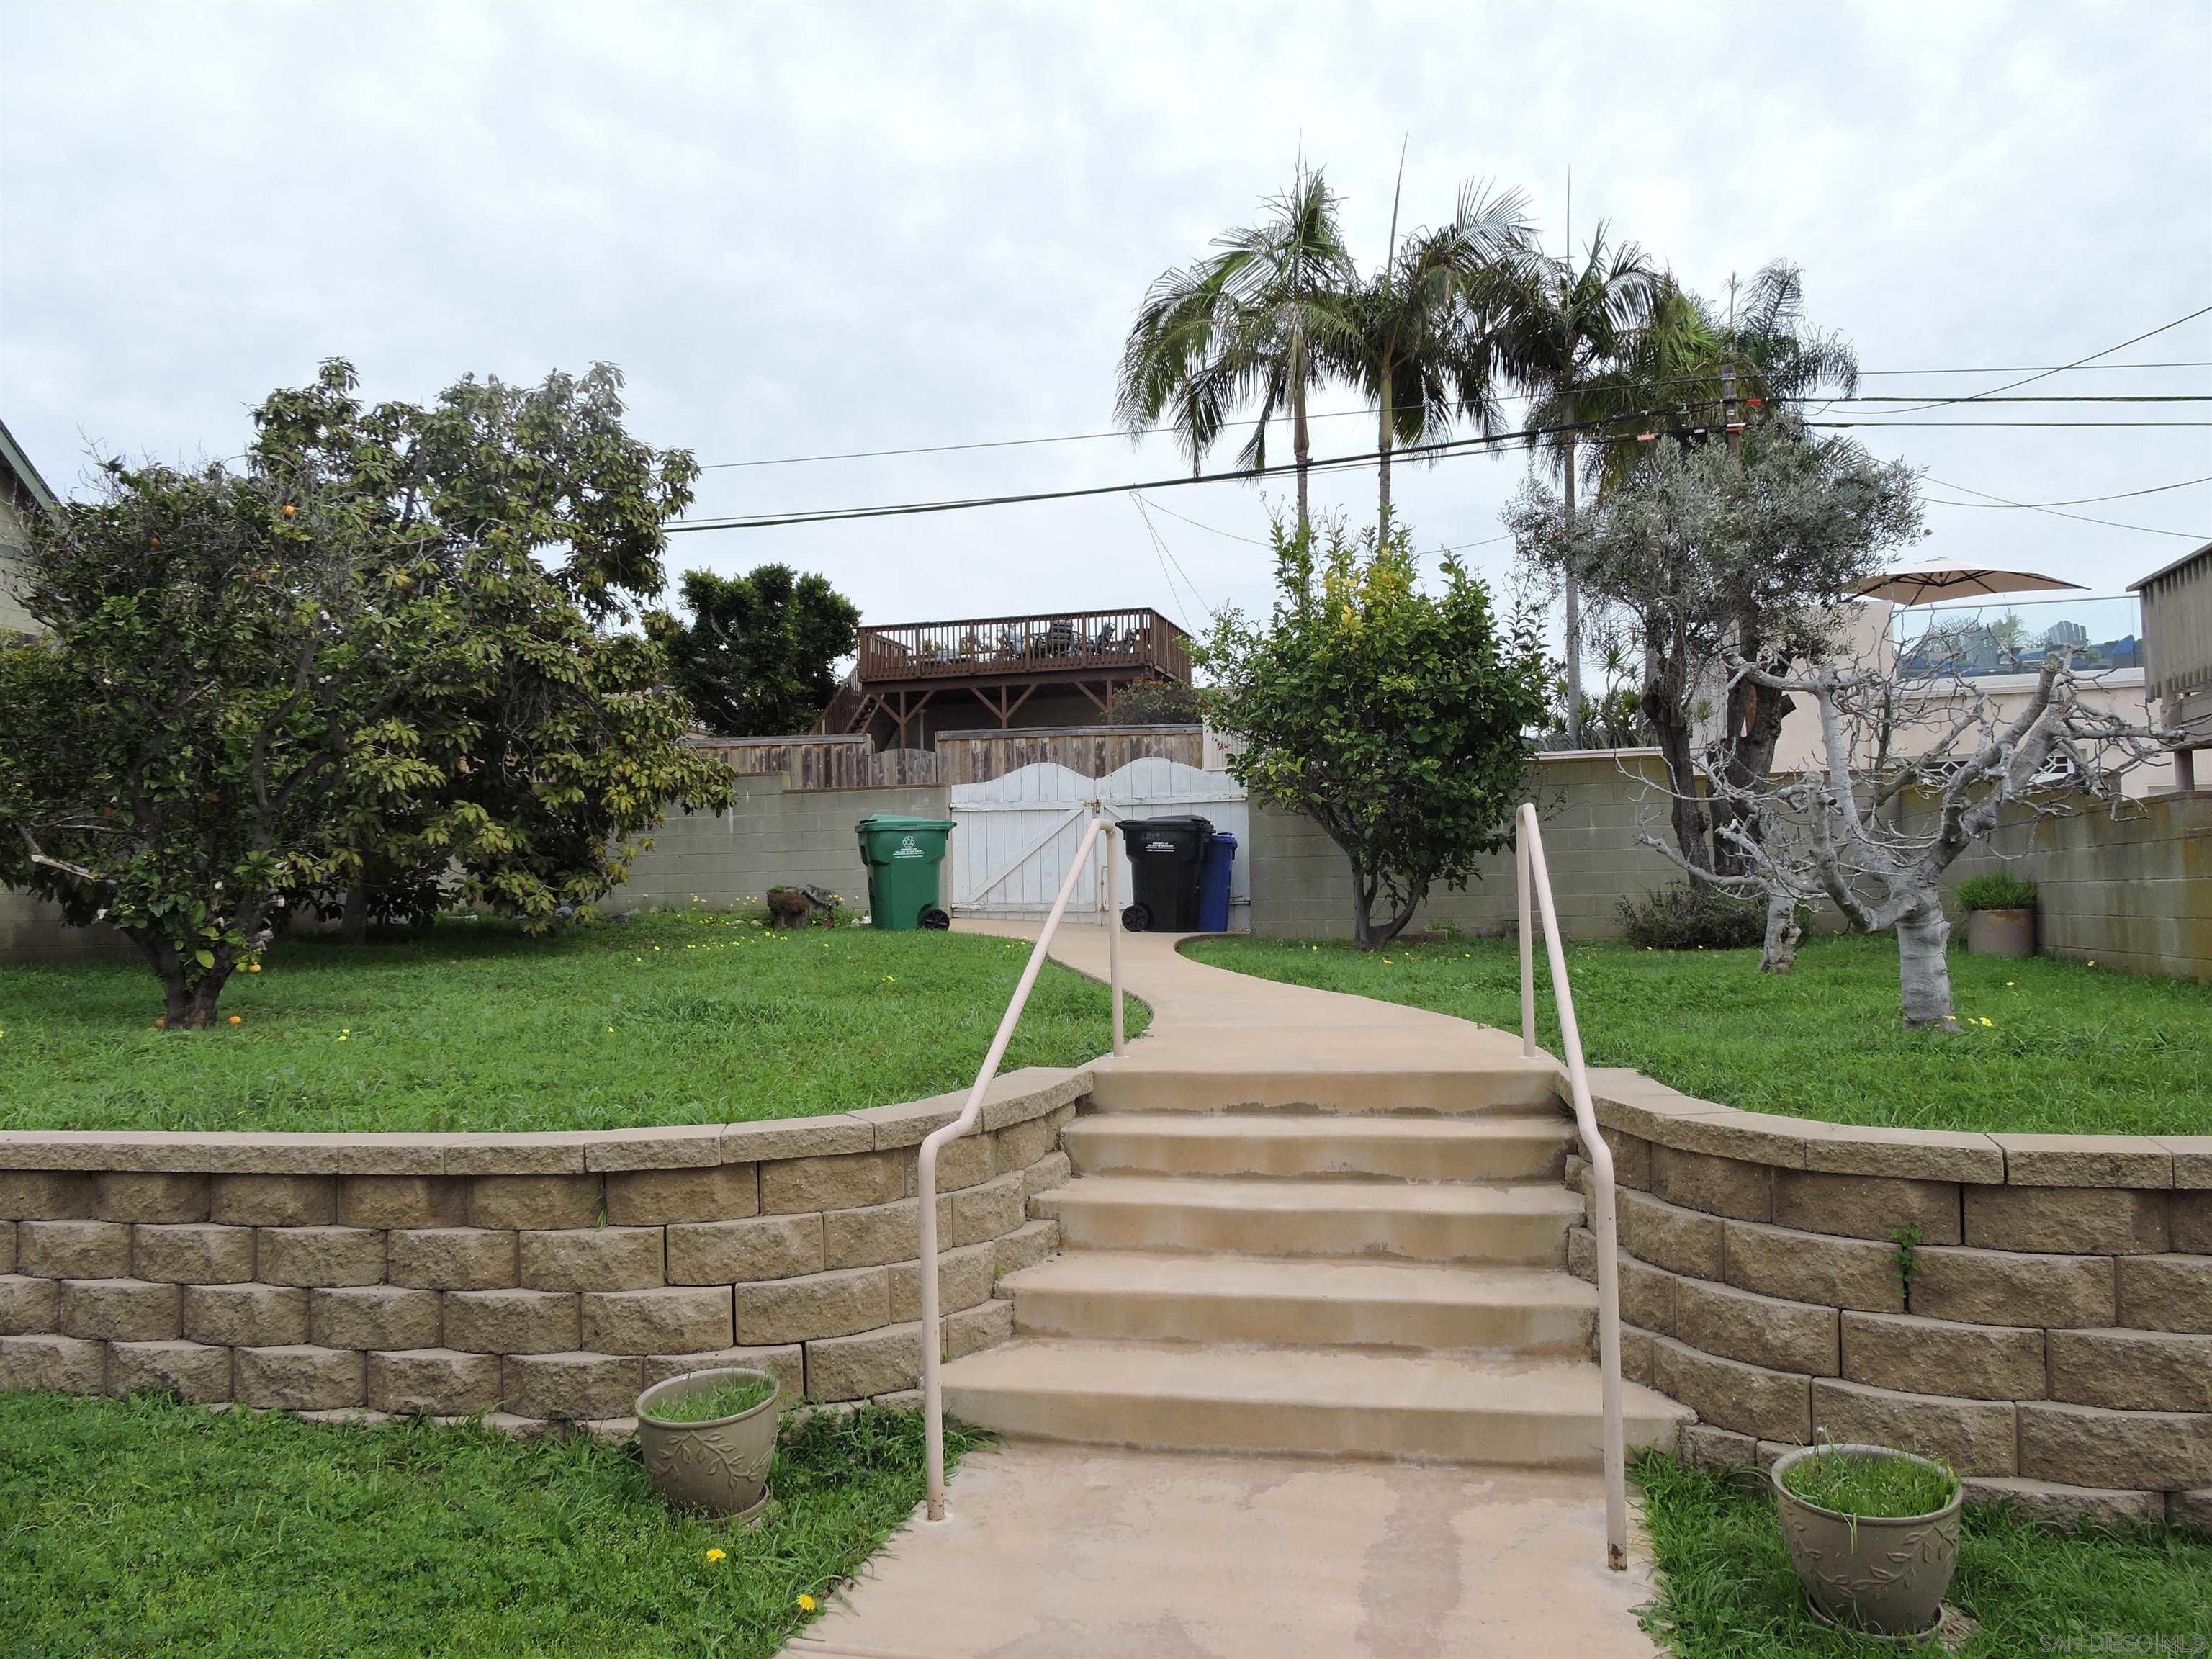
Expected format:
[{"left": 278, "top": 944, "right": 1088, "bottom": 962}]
[
  {"left": 0, "top": 491, "right": 35, "bottom": 637},
  {"left": 1755, "top": 598, "right": 2175, "bottom": 795}
]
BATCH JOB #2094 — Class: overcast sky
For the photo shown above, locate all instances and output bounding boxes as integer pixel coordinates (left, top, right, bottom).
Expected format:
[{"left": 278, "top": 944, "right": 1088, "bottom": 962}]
[{"left": 5, "top": 2, "right": 2208, "bottom": 644}]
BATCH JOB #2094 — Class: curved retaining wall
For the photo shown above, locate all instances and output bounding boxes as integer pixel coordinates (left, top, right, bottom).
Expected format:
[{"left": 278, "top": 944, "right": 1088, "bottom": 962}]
[
  {"left": 1564, "top": 1069, "right": 2212, "bottom": 1529},
  {"left": 0, "top": 1069, "right": 1085, "bottom": 1429}
]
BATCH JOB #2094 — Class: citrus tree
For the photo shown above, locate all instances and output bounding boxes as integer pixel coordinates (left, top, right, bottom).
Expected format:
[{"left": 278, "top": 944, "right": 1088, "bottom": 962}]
[
  {"left": 1198, "top": 519, "right": 1547, "bottom": 948},
  {"left": 0, "top": 463, "right": 436, "bottom": 1024}
]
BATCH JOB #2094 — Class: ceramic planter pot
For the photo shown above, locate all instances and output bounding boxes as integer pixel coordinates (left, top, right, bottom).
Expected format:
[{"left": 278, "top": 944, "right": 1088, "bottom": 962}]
[
  {"left": 1771, "top": 1444, "right": 1962, "bottom": 1637},
  {"left": 1966, "top": 907, "right": 2036, "bottom": 958},
  {"left": 637, "top": 1366, "right": 780, "bottom": 1521}
]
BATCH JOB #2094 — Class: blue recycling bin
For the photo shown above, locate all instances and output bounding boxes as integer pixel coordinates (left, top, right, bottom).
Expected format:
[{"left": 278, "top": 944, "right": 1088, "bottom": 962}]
[{"left": 1196, "top": 832, "right": 1236, "bottom": 932}]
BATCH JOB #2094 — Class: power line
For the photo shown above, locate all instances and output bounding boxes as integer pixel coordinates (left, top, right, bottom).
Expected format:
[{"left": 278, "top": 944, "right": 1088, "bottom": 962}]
[
  {"left": 669, "top": 406, "right": 2212, "bottom": 536},
  {"left": 1807, "top": 420, "right": 2211, "bottom": 428},
  {"left": 1866, "top": 306, "right": 2212, "bottom": 417},
  {"left": 1921, "top": 475, "right": 2210, "bottom": 540},
  {"left": 1913, "top": 474, "right": 2211, "bottom": 509},
  {"left": 693, "top": 364, "right": 2212, "bottom": 472}
]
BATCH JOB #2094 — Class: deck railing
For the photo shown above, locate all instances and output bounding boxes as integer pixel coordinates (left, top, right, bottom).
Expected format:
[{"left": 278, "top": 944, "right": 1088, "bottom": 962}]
[
  {"left": 917, "top": 811, "right": 1123, "bottom": 1520},
  {"left": 858, "top": 608, "right": 1192, "bottom": 685},
  {"left": 1517, "top": 801, "right": 1630, "bottom": 1573}
]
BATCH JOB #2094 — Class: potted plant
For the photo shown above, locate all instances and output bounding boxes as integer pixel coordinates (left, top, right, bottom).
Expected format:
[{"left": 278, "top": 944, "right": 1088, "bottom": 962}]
[
  {"left": 1957, "top": 870, "right": 2038, "bottom": 958},
  {"left": 637, "top": 1366, "right": 781, "bottom": 1522},
  {"left": 1771, "top": 1442, "right": 1962, "bottom": 1637}
]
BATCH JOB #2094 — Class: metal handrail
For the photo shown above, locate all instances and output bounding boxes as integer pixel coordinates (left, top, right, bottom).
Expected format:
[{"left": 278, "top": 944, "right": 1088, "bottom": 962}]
[
  {"left": 919, "top": 811, "right": 1123, "bottom": 1521},
  {"left": 1517, "top": 801, "right": 1630, "bottom": 1572}
]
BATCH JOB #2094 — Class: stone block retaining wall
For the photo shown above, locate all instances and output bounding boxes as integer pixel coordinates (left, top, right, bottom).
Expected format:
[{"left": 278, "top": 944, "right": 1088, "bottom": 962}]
[
  {"left": 0, "top": 1069, "right": 1084, "bottom": 1431},
  {"left": 1563, "top": 1068, "right": 2212, "bottom": 1529}
]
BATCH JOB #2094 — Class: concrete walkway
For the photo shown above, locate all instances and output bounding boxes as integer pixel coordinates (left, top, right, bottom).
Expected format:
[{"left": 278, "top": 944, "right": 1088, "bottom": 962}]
[
  {"left": 789, "top": 924, "right": 1660, "bottom": 1659},
  {"left": 791, "top": 1442, "right": 1658, "bottom": 1659},
  {"left": 968, "top": 922, "right": 1555, "bottom": 1114}
]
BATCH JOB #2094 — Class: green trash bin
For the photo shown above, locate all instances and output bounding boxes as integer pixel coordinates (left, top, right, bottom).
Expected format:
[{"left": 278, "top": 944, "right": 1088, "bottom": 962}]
[{"left": 855, "top": 814, "right": 956, "bottom": 930}]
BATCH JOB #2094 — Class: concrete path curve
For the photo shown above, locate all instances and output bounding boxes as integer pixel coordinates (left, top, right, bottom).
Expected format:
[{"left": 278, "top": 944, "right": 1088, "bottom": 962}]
[{"left": 788, "top": 923, "right": 1660, "bottom": 1659}]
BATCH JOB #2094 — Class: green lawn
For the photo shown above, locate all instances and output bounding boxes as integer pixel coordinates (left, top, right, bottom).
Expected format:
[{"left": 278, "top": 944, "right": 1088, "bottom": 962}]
[
  {"left": 0, "top": 911, "right": 1145, "bottom": 1134},
  {"left": 1186, "top": 932, "right": 2211, "bottom": 1136},
  {"left": 1633, "top": 1452, "right": 2211, "bottom": 1657},
  {"left": 0, "top": 1390, "right": 978, "bottom": 1658}
]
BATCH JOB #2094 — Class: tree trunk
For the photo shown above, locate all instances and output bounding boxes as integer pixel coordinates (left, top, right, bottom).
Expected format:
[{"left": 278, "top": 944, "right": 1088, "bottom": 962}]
[
  {"left": 1561, "top": 439, "right": 1583, "bottom": 747},
  {"left": 1895, "top": 894, "right": 1956, "bottom": 1029},
  {"left": 1642, "top": 676, "right": 1712, "bottom": 872},
  {"left": 1714, "top": 667, "right": 1793, "bottom": 876},
  {"left": 140, "top": 935, "right": 233, "bottom": 1029},
  {"left": 1759, "top": 891, "right": 1802, "bottom": 974},
  {"left": 1377, "top": 380, "right": 1393, "bottom": 534},
  {"left": 338, "top": 881, "right": 369, "bottom": 946},
  {"left": 1294, "top": 377, "right": 1312, "bottom": 536},
  {"left": 1348, "top": 855, "right": 1377, "bottom": 950}
]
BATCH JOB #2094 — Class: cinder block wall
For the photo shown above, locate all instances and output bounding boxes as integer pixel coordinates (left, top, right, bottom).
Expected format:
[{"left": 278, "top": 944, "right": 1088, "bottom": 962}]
[
  {"left": 1246, "top": 752, "right": 2211, "bottom": 977},
  {"left": 0, "top": 1070, "right": 1083, "bottom": 1427},
  {"left": 1903, "top": 790, "right": 2211, "bottom": 979},
  {"left": 1248, "top": 752, "right": 1684, "bottom": 941},
  {"left": 1564, "top": 1071, "right": 2212, "bottom": 1523},
  {"left": 606, "top": 777, "right": 953, "bottom": 914}
]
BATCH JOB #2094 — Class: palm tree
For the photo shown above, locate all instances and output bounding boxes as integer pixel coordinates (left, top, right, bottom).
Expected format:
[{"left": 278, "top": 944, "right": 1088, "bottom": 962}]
[
  {"left": 1496, "top": 225, "right": 1658, "bottom": 745},
  {"left": 1572, "top": 260, "right": 1860, "bottom": 495},
  {"left": 1347, "top": 176, "right": 1536, "bottom": 531},
  {"left": 1115, "top": 166, "right": 1359, "bottom": 536}
]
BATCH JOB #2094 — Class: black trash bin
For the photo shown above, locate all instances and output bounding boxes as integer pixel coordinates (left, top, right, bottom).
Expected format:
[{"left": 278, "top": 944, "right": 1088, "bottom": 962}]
[{"left": 1118, "top": 815, "right": 1214, "bottom": 932}]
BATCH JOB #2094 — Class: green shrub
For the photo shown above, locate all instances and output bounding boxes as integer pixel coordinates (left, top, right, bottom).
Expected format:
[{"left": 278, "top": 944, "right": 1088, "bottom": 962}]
[
  {"left": 1618, "top": 882, "right": 1768, "bottom": 950},
  {"left": 1956, "top": 870, "right": 2039, "bottom": 912}
]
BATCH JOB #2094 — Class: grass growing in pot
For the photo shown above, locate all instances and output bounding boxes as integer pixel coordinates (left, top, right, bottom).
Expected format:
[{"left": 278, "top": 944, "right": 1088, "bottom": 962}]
[
  {"left": 1956, "top": 870, "right": 2038, "bottom": 912},
  {"left": 642, "top": 1375, "right": 777, "bottom": 1424},
  {"left": 1779, "top": 1444, "right": 1957, "bottom": 1520}
]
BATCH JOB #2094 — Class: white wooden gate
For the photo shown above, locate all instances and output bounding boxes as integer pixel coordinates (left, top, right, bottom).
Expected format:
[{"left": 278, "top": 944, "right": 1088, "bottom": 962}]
[{"left": 949, "top": 757, "right": 1249, "bottom": 924}]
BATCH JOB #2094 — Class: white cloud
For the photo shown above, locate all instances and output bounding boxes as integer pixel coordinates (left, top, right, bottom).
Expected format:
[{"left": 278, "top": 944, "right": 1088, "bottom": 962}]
[{"left": 3, "top": 0, "right": 2206, "bottom": 638}]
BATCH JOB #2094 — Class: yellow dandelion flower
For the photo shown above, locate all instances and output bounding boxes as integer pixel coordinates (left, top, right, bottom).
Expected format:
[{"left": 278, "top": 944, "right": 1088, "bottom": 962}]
[
  {"left": 797, "top": 1593, "right": 817, "bottom": 1612},
  {"left": 705, "top": 1547, "right": 726, "bottom": 1563}
]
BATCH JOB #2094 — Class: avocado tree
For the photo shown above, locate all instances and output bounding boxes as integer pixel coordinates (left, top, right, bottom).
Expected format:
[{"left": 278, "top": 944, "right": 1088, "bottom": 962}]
[
  {"left": 1197, "top": 518, "right": 1548, "bottom": 948},
  {"left": 247, "top": 361, "right": 731, "bottom": 938}
]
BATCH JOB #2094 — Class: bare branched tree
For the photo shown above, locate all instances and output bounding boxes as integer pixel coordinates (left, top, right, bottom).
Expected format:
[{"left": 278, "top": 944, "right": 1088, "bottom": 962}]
[{"left": 1639, "top": 650, "right": 2175, "bottom": 1028}]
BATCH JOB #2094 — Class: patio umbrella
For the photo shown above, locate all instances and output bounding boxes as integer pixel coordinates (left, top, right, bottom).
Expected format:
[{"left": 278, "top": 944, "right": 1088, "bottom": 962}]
[{"left": 1851, "top": 559, "right": 2086, "bottom": 608}]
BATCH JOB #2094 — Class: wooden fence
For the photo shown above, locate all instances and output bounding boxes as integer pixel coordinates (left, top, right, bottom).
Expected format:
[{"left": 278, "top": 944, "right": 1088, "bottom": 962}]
[{"left": 687, "top": 725, "right": 1205, "bottom": 790}]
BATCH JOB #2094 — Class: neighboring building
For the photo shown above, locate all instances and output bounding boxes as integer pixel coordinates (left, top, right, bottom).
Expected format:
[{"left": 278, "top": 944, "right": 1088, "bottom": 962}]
[
  {"left": 815, "top": 606, "right": 1195, "bottom": 749},
  {"left": 2134, "top": 541, "right": 2212, "bottom": 791},
  {"left": 1760, "top": 590, "right": 2175, "bottom": 796},
  {"left": 0, "top": 416, "right": 60, "bottom": 636}
]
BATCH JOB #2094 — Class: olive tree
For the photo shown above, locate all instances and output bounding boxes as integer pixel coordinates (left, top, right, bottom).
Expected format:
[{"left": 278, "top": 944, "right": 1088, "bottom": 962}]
[
  {"left": 1506, "top": 419, "right": 1922, "bottom": 874},
  {"left": 1197, "top": 518, "right": 1548, "bottom": 948}
]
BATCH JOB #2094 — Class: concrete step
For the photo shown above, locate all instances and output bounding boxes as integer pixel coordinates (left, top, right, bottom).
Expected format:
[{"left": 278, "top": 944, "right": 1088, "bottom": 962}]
[
  {"left": 940, "top": 1338, "right": 1691, "bottom": 1465},
  {"left": 1064, "top": 1112, "right": 1573, "bottom": 1183},
  {"left": 1001, "top": 1251, "right": 1596, "bottom": 1352},
  {"left": 1032, "top": 1177, "right": 1580, "bottom": 1266},
  {"left": 1085, "top": 1053, "right": 1565, "bottom": 1118}
]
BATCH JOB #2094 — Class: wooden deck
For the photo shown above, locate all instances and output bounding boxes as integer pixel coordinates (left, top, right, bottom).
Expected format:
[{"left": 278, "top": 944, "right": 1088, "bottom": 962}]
[{"left": 820, "top": 608, "right": 1194, "bottom": 744}]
